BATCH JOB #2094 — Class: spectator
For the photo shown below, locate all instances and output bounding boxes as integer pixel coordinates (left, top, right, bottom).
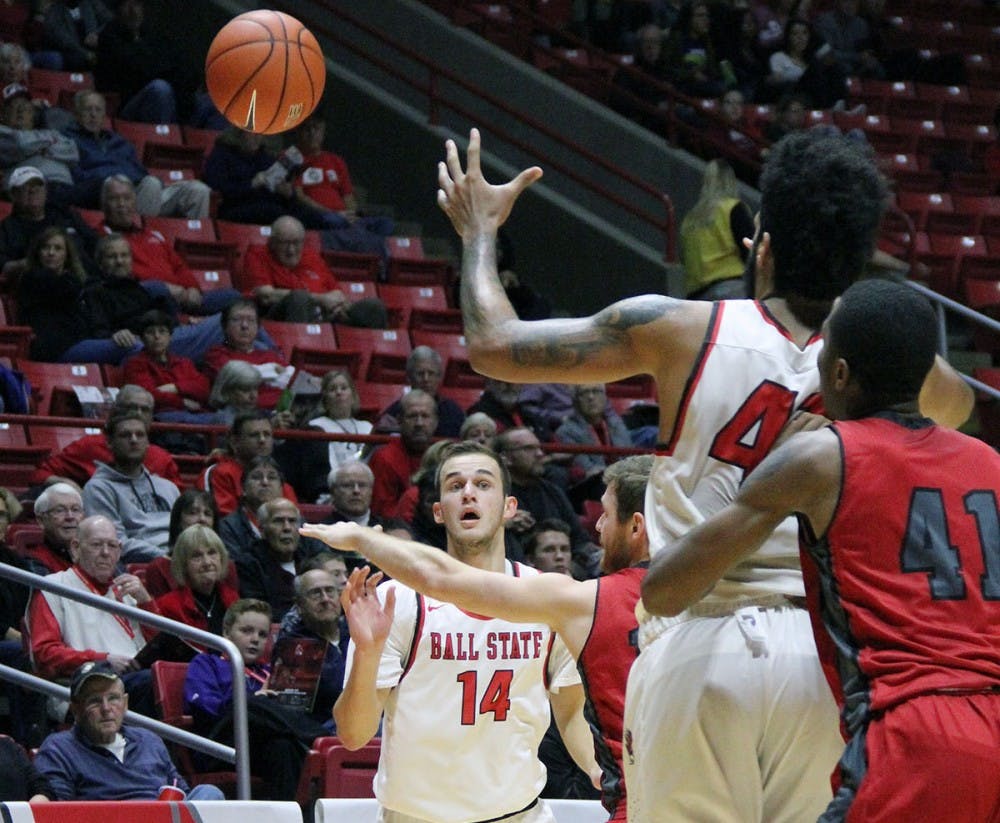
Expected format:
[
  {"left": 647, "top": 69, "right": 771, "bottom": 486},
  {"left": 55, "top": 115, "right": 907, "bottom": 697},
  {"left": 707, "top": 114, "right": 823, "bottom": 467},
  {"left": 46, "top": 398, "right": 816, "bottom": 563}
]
[
  {"left": 196, "top": 412, "right": 298, "bottom": 518},
  {"left": 321, "top": 463, "right": 387, "bottom": 564},
  {"left": 142, "top": 524, "right": 239, "bottom": 643},
  {"left": 494, "top": 427, "right": 601, "bottom": 578},
  {"left": 467, "top": 377, "right": 544, "bottom": 436},
  {"left": 523, "top": 519, "right": 573, "bottom": 576},
  {"left": 65, "top": 90, "right": 209, "bottom": 214},
  {"left": 28, "top": 386, "right": 180, "bottom": 491},
  {"left": 0, "top": 733, "right": 53, "bottom": 801},
  {"left": 705, "top": 88, "right": 766, "bottom": 171},
  {"left": 663, "top": 0, "right": 732, "bottom": 99},
  {"left": 679, "top": 158, "right": 754, "bottom": 299},
  {"left": 751, "top": 0, "right": 811, "bottom": 56},
  {"left": 377, "top": 347, "right": 465, "bottom": 438},
  {"left": 0, "top": 487, "right": 49, "bottom": 747},
  {"left": 29, "top": 483, "right": 85, "bottom": 575},
  {"left": 25, "top": 515, "right": 156, "bottom": 714},
  {"left": 612, "top": 23, "right": 675, "bottom": 129},
  {"left": 0, "top": 43, "right": 30, "bottom": 88},
  {"left": 68, "top": 233, "right": 229, "bottom": 364},
  {"left": 100, "top": 174, "right": 238, "bottom": 314},
  {"left": 16, "top": 224, "right": 92, "bottom": 362},
  {"left": 276, "top": 562, "right": 350, "bottom": 730},
  {"left": 518, "top": 382, "right": 574, "bottom": 438},
  {"left": 202, "top": 127, "right": 334, "bottom": 229},
  {"left": 234, "top": 498, "right": 322, "bottom": 620},
  {"left": 34, "top": 661, "right": 223, "bottom": 799},
  {"left": 243, "top": 215, "right": 387, "bottom": 327},
  {"left": 217, "top": 455, "right": 291, "bottom": 560},
  {"left": 1, "top": 166, "right": 98, "bottom": 283},
  {"left": 459, "top": 411, "right": 497, "bottom": 445},
  {"left": 290, "top": 113, "right": 393, "bottom": 256},
  {"left": 813, "top": 0, "right": 884, "bottom": 79},
  {"left": 82, "top": 410, "right": 179, "bottom": 562},
  {"left": 763, "top": 92, "right": 809, "bottom": 143},
  {"left": 307, "top": 369, "right": 373, "bottom": 480},
  {"left": 206, "top": 360, "right": 263, "bottom": 429},
  {"left": 143, "top": 488, "right": 222, "bottom": 599},
  {"left": 39, "top": 0, "right": 113, "bottom": 71},
  {"left": 765, "top": 18, "right": 849, "bottom": 109},
  {"left": 368, "top": 389, "right": 438, "bottom": 519},
  {"left": 123, "top": 309, "right": 215, "bottom": 424},
  {"left": 0, "top": 85, "right": 80, "bottom": 208},
  {"left": 715, "top": 6, "right": 768, "bottom": 102},
  {"left": 95, "top": 0, "right": 194, "bottom": 123},
  {"left": 553, "top": 383, "right": 633, "bottom": 494},
  {"left": 402, "top": 439, "right": 452, "bottom": 549},
  {"left": 200, "top": 299, "right": 292, "bottom": 410},
  {"left": 184, "top": 599, "right": 327, "bottom": 800}
]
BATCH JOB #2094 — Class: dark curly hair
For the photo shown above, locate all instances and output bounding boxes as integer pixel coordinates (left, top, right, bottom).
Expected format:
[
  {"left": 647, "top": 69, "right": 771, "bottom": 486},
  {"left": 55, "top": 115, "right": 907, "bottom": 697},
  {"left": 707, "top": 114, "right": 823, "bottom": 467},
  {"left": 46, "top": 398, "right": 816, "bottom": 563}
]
[{"left": 760, "top": 131, "right": 888, "bottom": 326}]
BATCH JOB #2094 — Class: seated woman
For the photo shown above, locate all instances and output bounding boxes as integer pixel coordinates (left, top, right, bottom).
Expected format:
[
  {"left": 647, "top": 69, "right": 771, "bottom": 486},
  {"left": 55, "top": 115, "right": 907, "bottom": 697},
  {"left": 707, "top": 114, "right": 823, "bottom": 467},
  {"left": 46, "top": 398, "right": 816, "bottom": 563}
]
[
  {"left": 141, "top": 524, "right": 240, "bottom": 651},
  {"left": 16, "top": 226, "right": 92, "bottom": 362},
  {"left": 206, "top": 360, "right": 264, "bottom": 430},
  {"left": 765, "top": 18, "right": 847, "bottom": 109},
  {"left": 145, "top": 489, "right": 235, "bottom": 599},
  {"left": 201, "top": 299, "right": 292, "bottom": 411},
  {"left": 306, "top": 369, "right": 373, "bottom": 481},
  {"left": 123, "top": 309, "right": 216, "bottom": 424}
]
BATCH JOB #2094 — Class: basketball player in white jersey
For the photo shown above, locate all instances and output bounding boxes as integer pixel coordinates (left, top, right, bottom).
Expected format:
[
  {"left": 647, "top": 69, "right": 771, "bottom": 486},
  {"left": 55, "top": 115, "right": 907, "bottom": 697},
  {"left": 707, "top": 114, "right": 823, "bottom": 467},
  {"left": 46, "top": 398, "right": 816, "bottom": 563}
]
[
  {"left": 331, "top": 441, "right": 598, "bottom": 823},
  {"left": 435, "top": 128, "right": 974, "bottom": 820}
]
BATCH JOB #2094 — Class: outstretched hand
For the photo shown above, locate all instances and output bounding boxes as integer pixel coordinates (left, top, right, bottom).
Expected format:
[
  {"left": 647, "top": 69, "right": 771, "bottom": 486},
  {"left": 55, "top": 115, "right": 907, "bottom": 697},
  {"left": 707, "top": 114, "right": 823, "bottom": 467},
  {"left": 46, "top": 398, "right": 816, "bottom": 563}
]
[
  {"left": 299, "top": 521, "right": 377, "bottom": 553},
  {"left": 436, "top": 128, "right": 543, "bottom": 242},
  {"left": 340, "top": 567, "right": 396, "bottom": 654}
]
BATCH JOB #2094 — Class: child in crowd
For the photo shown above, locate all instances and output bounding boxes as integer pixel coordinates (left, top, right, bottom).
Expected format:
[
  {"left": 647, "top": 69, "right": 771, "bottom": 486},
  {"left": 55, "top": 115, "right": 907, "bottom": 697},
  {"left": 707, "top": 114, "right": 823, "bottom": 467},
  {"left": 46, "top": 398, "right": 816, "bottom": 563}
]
[{"left": 184, "top": 599, "right": 328, "bottom": 800}]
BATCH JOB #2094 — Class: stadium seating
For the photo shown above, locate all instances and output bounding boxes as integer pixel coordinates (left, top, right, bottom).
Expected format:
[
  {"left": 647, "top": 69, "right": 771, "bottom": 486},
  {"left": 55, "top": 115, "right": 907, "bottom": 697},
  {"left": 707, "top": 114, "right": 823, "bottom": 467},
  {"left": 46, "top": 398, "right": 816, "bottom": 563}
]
[{"left": 15, "top": 361, "right": 104, "bottom": 416}]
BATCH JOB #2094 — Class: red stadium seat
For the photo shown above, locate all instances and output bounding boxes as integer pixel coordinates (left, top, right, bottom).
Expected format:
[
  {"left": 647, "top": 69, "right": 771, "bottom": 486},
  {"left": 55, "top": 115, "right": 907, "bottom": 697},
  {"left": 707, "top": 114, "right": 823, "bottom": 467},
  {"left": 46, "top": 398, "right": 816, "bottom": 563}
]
[
  {"left": 260, "top": 320, "right": 337, "bottom": 362},
  {"left": 27, "top": 68, "right": 93, "bottom": 105},
  {"left": 321, "top": 739, "right": 381, "bottom": 798},
  {"left": 112, "top": 119, "right": 183, "bottom": 155},
  {"left": 181, "top": 126, "right": 223, "bottom": 153},
  {"left": 322, "top": 250, "right": 381, "bottom": 281},
  {"left": 144, "top": 216, "right": 217, "bottom": 244},
  {"left": 15, "top": 360, "right": 104, "bottom": 416},
  {"left": 334, "top": 326, "right": 412, "bottom": 383},
  {"left": 190, "top": 268, "right": 235, "bottom": 292}
]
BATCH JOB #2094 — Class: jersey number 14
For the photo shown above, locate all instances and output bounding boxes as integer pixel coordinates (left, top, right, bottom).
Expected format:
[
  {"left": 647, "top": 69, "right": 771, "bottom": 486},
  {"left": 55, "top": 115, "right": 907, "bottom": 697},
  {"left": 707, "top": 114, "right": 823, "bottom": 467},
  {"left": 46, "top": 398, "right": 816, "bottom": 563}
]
[{"left": 456, "top": 669, "right": 514, "bottom": 725}]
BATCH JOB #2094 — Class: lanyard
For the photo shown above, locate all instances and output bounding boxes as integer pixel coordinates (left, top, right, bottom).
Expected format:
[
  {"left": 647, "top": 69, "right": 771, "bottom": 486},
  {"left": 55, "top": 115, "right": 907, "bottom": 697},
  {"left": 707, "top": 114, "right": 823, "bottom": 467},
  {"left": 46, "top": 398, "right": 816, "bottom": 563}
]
[{"left": 72, "top": 567, "right": 135, "bottom": 639}]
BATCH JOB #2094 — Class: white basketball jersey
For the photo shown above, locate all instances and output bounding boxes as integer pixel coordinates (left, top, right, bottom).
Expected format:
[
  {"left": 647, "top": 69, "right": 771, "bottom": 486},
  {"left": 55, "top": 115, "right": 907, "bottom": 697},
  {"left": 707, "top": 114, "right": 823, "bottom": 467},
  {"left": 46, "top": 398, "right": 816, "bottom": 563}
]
[
  {"left": 647, "top": 300, "right": 823, "bottom": 603},
  {"left": 344, "top": 560, "right": 579, "bottom": 823}
]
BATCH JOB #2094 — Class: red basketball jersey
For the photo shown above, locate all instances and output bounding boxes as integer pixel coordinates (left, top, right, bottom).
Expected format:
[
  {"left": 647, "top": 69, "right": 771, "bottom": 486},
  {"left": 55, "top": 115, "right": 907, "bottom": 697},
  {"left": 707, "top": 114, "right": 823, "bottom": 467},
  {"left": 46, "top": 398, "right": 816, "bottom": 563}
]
[
  {"left": 578, "top": 565, "right": 646, "bottom": 820},
  {"left": 806, "top": 414, "right": 1000, "bottom": 723}
]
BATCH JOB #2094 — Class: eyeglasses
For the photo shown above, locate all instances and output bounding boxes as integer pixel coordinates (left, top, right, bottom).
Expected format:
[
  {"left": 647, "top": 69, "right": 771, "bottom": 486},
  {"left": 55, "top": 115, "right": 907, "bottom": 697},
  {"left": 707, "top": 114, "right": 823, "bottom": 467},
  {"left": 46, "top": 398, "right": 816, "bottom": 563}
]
[
  {"left": 504, "top": 443, "right": 543, "bottom": 453},
  {"left": 247, "top": 473, "right": 282, "bottom": 483},
  {"left": 42, "top": 505, "right": 84, "bottom": 518},
  {"left": 303, "top": 585, "right": 339, "bottom": 602},
  {"left": 335, "top": 481, "right": 372, "bottom": 490}
]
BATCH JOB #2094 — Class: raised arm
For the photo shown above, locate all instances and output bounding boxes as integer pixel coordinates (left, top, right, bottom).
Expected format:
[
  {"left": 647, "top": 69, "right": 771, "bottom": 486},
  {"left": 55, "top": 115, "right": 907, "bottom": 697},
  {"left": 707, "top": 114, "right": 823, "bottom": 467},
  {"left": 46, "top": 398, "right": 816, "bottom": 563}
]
[
  {"left": 641, "top": 428, "right": 842, "bottom": 616},
  {"left": 437, "top": 128, "right": 708, "bottom": 386},
  {"left": 332, "top": 568, "right": 394, "bottom": 750},
  {"left": 300, "top": 522, "right": 596, "bottom": 657}
]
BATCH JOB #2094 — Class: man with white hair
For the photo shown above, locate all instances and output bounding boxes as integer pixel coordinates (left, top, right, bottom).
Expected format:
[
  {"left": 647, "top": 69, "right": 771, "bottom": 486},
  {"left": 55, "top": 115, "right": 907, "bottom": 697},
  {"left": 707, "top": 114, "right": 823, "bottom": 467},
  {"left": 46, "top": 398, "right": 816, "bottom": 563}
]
[{"left": 29, "top": 483, "right": 85, "bottom": 575}]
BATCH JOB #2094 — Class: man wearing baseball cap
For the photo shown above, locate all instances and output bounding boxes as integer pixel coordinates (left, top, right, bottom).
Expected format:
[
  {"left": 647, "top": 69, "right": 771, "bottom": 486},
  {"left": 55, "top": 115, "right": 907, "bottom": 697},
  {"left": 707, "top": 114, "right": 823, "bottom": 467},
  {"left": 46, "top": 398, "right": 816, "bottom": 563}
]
[
  {"left": 0, "top": 163, "right": 98, "bottom": 280},
  {"left": 32, "top": 660, "right": 225, "bottom": 800}
]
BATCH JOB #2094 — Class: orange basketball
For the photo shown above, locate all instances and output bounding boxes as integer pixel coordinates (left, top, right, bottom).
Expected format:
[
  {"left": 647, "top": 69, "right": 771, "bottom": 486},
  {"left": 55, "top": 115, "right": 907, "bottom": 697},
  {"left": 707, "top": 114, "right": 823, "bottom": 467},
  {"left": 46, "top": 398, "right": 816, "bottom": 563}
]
[{"left": 205, "top": 10, "right": 326, "bottom": 136}]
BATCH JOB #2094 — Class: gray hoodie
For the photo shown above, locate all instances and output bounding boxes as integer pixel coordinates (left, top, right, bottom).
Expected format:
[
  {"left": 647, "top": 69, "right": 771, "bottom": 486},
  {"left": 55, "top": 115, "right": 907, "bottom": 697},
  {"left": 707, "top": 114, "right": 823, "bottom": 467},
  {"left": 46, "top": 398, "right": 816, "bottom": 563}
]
[{"left": 82, "top": 461, "right": 179, "bottom": 563}]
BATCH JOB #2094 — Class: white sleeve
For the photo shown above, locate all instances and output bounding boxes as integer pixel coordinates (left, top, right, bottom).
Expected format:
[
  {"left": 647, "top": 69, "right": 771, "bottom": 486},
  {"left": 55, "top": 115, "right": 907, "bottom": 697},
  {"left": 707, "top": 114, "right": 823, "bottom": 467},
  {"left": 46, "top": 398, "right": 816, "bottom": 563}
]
[{"left": 546, "top": 632, "right": 581, "bottom": 693}]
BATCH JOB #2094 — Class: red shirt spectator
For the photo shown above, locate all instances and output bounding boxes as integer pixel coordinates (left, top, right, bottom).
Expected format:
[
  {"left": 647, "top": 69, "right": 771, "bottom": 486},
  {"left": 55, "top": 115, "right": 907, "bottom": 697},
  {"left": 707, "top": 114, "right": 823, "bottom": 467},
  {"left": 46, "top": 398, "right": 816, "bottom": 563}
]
[
  {"left": 196, "top": 455, "right": 298, "bottom": 518},
  {"left": 103, "top": 222, "right": 199, "bottom": 290},
  {"left": 297, "top": 150, "right": 353, "bottom": 213},
  {"left": 124, "top": 350, "right": 210, "bottom": 412},
  {"left": 29, "top": 434, "right": 180, "bottom": 487},
  {"left": 368, "top": 437, "right": 422, "bottom": 519},
  {"left": 243, "top": 242, "right": 339, "bottom": 296}
]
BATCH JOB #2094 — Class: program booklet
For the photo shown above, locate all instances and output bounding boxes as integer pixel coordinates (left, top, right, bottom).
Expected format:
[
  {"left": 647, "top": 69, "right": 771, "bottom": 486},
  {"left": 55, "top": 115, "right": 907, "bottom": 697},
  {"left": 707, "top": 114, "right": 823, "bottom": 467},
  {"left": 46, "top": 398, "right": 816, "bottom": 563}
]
[{"left": 268, "top": 636, "right": 327, "bottom": 713}]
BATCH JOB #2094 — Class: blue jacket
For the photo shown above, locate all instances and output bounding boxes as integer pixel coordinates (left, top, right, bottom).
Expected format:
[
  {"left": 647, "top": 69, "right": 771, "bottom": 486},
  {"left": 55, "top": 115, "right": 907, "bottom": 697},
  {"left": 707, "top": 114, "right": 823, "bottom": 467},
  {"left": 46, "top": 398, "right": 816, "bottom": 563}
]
[
  {"left": 33, "top": 724, "right": 188, "bottom": 800},
  {"left": 184, "top": 651, "right": 269, "bottom": 730},
  {"left": 64, "top": 123, "right": 147, "bottom": 188}
]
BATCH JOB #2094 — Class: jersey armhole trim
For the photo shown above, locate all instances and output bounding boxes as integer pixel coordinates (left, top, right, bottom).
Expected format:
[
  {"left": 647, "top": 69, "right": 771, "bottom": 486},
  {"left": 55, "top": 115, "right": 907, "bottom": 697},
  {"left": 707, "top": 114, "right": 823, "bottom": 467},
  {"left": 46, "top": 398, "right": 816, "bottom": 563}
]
[{"left": 400, "top": 591, "right": 425, "bottom": 682}]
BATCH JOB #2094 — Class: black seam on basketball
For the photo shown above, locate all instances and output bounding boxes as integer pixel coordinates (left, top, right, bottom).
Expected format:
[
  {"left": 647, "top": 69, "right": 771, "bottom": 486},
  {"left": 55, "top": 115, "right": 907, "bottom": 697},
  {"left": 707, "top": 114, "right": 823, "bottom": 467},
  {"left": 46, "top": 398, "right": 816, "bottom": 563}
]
[
  {"left": 296, "top": 27, "right": 320, "bottom": 109},
  {"left": 263, "top": 11, "right": 291, "bottom": 133},
  {"left": 224, "top": 37, "right": 276, "bottom": 123}
]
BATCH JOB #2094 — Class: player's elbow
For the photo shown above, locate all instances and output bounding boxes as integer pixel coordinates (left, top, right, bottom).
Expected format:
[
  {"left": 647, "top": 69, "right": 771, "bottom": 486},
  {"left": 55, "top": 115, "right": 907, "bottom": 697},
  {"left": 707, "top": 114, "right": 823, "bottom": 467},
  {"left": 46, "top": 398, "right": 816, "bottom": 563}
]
[{"left": 336, "top": 729, "right": 373, "bottom": 751}]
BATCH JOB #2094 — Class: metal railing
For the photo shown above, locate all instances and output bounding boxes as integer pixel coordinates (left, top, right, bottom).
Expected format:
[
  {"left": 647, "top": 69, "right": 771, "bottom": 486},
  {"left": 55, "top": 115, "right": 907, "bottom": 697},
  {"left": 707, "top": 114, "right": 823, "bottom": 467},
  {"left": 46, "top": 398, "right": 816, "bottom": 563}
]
[{"left": 0, "top": 563, "right": 252, "bottom": 799}]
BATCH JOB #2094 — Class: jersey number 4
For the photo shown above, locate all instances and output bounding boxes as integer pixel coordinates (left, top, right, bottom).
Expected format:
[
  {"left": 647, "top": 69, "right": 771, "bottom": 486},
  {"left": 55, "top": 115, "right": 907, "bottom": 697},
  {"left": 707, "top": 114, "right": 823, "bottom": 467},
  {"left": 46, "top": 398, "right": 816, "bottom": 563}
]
[
  {"left": 900, "top": 488, "right": 1000, "bottom": 600},
  {"left": 456, "top": 669, "right": 514, "bottom": 725},
  {"left": 709, "top": 381, "right": 812, "bottom": 477}
]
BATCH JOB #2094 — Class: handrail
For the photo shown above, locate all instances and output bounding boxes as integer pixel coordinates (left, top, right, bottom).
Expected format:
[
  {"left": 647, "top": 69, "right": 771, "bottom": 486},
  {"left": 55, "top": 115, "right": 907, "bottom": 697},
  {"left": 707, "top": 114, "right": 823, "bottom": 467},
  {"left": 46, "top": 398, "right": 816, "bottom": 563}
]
[
  {"left": 0, "top": 562, "right": 252, "bottom": 799},
  {"left": 276, "top": 0, "right": 678, "bottom": 261}
]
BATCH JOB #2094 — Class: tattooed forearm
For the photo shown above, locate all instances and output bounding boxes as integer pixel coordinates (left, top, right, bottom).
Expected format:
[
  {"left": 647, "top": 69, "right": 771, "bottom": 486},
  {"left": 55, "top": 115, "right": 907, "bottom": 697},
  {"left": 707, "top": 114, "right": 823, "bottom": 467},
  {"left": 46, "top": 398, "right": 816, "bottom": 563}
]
[
  {"left": 460, "top": 233, "right": 507, "bottom": 336},
  {"left": 508, "top": 296, "right": 676, "bottom": 367}
]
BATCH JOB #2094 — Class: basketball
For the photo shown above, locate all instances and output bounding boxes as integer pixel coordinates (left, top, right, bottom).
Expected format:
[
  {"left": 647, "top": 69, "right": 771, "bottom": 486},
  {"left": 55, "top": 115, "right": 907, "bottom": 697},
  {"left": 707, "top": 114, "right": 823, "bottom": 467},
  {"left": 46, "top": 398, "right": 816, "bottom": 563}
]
[{"left": 205, "top": 10, "right": 326, "bottom": 135}]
